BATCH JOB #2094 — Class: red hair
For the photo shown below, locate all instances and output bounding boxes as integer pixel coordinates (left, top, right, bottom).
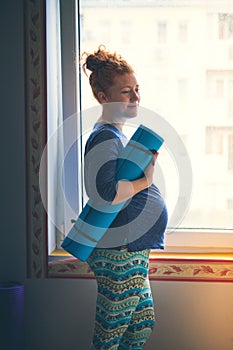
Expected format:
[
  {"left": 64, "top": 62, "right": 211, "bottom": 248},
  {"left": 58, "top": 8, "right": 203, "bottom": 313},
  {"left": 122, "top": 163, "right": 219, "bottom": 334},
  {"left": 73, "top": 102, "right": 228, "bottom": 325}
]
[{"left": 82, "top": 45, "right": 134, "bottom": 101}]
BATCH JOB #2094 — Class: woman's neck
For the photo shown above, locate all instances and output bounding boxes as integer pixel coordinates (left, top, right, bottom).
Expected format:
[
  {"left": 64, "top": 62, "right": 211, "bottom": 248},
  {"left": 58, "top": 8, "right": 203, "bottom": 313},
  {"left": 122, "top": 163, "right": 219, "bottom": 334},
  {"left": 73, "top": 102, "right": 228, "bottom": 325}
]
[{"left": 97, "top": 116, "right": 125, "bottom": 132}]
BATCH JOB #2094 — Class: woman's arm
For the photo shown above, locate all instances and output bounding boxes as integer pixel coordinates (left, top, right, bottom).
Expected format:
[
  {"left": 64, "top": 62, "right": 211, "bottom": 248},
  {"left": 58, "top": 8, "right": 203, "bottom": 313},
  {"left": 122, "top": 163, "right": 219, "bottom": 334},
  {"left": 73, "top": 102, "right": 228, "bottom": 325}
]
[
  {"left": 112, "top": 152, "right": 158, "bottom": 204},
  {"left": 85, "top": 128, "right": 159, "bottom": 205}
]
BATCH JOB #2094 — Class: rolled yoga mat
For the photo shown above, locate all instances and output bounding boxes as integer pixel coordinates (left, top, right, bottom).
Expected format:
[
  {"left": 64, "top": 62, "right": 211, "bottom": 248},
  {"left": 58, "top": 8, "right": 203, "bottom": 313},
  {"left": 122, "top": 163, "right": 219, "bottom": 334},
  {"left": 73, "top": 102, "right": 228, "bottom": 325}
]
[{"left": 61, "top": 124, "right": 164, "bottom": 261}]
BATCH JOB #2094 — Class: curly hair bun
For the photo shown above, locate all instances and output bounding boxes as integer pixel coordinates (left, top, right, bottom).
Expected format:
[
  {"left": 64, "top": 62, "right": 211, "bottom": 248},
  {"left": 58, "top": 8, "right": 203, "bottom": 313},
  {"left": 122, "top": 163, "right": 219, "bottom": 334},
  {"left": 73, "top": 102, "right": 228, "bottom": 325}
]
[
  {"left": 82, "top": 45, "right": 128, "bottom": 74},
  {"left": 81, "top": 45, "right": 134, "bottom": 101},
  {"left": 85, "top": 54, "right": 107, "bottom": 73}
]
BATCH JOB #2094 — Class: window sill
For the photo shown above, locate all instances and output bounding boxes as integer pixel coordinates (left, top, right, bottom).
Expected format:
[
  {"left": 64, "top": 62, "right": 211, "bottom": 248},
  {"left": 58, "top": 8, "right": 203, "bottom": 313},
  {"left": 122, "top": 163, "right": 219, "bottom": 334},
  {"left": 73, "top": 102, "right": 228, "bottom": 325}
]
[{"left": 48, "top": 250, "right": 233, "bottom": 282}]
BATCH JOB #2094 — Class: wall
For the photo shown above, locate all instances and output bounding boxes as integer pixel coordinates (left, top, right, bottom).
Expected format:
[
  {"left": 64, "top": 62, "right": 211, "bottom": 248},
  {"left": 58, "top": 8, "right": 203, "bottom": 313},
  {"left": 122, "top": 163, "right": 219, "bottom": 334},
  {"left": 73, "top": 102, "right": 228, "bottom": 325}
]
[
  {"left": 24, "top": 279, "right": 233, "bottom": 350},
  {"left": 151, "top": 281, "right": 233, "bottom": 350},
  {"left": 1, "top": 1, "right": 27, "bottom": 282},
  {"left": 1, "top": 1, "right": 233, "bottom": 350}
]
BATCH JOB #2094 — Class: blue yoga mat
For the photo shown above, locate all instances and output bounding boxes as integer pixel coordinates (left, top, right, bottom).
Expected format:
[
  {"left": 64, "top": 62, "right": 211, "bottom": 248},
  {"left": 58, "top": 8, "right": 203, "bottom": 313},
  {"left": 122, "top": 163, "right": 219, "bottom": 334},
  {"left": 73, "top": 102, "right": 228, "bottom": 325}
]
[{"left": 61, "top": 124, "right": 164, "bottom": 261}]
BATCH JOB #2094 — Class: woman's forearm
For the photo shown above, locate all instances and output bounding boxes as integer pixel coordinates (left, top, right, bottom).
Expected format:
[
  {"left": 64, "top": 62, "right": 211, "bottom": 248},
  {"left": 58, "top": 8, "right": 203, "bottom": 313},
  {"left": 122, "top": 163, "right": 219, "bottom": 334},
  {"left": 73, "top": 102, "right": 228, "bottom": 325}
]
[
  {"left": 111, "top": 154, "right": 157, "bottom": 204},
  {"left": 112, "top": 177, "right": 149, "bottom": 204}
]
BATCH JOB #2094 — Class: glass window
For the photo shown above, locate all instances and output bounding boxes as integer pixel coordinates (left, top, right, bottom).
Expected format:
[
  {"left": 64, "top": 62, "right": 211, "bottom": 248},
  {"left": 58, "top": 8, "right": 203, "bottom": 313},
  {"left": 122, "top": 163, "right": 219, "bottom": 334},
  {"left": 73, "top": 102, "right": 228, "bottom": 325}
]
[
  {"left": 177, "top": 78, "right": 188, "bottom": 99},
  {"left": 45, "top": 0, "right": 233, "bottom": 260},
  {"left": 229, "top": 45, "right": 233, "bottom": 60},
  {"left": 79, "top": 0, "right": 233, "bottom": 233},
  {"left": 178, "top": 21, "right": 188, "bottom": 43},
  {"left": 229, "top": 80, "right": 233, "bottom": 118},
  {"left": 206, "top": 127, "right": 224, "bottom": 155},
  {"left": 218, "top": 13, "right": 233, "bottom": 40},
  {"left": 228, "top": 134, "right": 233, "bottom": 170},
  {"left": 157, "top": 21, "right": 167, "bottom": 44},
  {"left": 120, "top": 20, "right": 132, "bottom": 44}
]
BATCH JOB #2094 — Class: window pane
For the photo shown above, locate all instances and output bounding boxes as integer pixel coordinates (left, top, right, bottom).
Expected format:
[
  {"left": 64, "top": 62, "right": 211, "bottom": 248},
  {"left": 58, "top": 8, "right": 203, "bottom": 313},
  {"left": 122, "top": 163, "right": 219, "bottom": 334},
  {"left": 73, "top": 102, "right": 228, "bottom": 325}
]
[
  {"left": 178, "top": 21, "right": 188, "bottom": 43},
  {"left": 80, "top": 0, "right": 233, "bottom": 230},
  {"left": 157, "top": 21, "right": 167, "bottom": 44},
  {"left": 218, "top": 13, "right": 233, "bottom": 40},
  {"left": 229, "top": 134, "right": 233, "bottom": 170}
]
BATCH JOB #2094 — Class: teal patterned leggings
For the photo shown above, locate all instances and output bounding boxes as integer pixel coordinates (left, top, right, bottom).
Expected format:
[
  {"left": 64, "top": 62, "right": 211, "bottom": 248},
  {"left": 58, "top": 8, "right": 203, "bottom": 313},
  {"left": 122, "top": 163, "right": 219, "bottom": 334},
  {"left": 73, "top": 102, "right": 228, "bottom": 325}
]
[{"left": 87, "top": 248, "right": 155, "bottom": 350}]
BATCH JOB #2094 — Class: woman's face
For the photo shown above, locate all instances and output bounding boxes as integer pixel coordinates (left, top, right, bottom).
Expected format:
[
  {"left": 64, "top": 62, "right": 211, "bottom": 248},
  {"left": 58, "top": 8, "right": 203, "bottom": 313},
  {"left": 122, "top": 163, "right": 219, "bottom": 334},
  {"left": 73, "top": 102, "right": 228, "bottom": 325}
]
[{"left": 99, "top": 73, "right": 140, "bottom": 119}]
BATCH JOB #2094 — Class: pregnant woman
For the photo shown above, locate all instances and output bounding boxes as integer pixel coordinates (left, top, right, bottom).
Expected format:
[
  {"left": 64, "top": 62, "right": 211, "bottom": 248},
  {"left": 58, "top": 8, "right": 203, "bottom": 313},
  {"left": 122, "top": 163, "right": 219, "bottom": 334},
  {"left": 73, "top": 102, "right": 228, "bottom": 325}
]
[{"left": 82, "top": 46, "right": 168, "bottom": 350}]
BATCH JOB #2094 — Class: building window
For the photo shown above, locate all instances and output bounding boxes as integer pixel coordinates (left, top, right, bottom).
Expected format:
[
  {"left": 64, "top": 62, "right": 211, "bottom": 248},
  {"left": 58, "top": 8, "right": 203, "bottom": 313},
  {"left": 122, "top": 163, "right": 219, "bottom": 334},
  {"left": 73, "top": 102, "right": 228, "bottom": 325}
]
[
  {"left": 207, "top": 74, "right": 224, "bottom": 98},
  {"left": 206, "top": 127, "right": 233, "bottom": 156},
  {"left": 227, "top": 198, "right": 233, "bottom": 209},
  {"left": 178, "top": 21, "right": 188, "bottom": 43},
  {"left": 218, "top": 13, "right": 233, "bottom": 40},
  {"left": 229, "top": 80, "right": 233, "bottom": 118},
  {"left": 177, "top": 78, "right": 188, "bottom": 99},
  {"left": 120, "top": 20, "right": 132, "bottom": 44},
  {"left": 228, "top": 134, "right": 233, "bottom": 170},
  {"left": 206, "top": 127, "right": 224, "bottom": 154},
  {"left": 207, "top": 71, "right": 233, "bottom": 99},
  {"left": 229, "top": 45, "right": 233, "bottom": 60},
  {"left": 229, "top": 99, "right": 233, "bottom": 118},
  {"left": 98, "top": 20, "right": 111, "bottom": 43},
  {"left": 216, "top": 79, "right": 224, "bottom": 98},
  {"left": 157, "top": 21, "right": 167, "bottom": 44}
]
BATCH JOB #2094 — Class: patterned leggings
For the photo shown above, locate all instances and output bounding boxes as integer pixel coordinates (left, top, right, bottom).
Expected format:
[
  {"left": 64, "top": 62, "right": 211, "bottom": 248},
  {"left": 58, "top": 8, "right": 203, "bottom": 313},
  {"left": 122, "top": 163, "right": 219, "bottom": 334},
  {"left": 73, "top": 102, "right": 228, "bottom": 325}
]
[{"left": 87, "top": 248, "right": 155, "bottom": 350}]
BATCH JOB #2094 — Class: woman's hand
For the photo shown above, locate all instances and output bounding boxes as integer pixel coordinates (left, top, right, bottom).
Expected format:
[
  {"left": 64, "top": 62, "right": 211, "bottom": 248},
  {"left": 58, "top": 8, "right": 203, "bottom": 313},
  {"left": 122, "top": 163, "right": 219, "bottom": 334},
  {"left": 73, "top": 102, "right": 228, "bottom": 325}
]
[
  {"left": 144, "top": 152, "right": 159, "bottom": 186},
  {"left": 112, "top": 152, "right": 159, "bottom": 204}
]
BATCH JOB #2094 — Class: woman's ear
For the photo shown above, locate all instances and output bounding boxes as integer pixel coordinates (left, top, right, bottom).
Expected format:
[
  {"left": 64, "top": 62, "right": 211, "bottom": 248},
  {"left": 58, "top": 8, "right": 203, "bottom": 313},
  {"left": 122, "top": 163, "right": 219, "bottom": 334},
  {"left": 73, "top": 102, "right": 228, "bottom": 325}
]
[{"left": 97, "top": 91, "right": 108, "bottom": 104}]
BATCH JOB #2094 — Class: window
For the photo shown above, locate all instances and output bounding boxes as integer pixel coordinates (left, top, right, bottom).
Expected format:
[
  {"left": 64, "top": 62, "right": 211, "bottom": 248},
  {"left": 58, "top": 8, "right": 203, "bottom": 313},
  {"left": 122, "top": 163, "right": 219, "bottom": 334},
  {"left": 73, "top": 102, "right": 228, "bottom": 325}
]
[
  {"left": 218, "top": 13, "right": 233, "bottom": 40},
  {"left": 78, "top": 1, "right": 233, "bottom": 249},
  {"left": 68, "top": 1, "right": 233, "bottom": 254},
  {"left": 177, "top": 78, "right": 188, "bottom": 99},
  {"left": 97, "top": 20, "right": 111, "bottom": 43},
  {"left": 206, "top": 71, "right": 233, "bottom": 123},
  {"left": 62, "top": 1, "right": 233, "bottom": 252},
  {"left": 227, "top": 198, "right": 233, "bottom": 210},
  {"left": 207, "top": 73, "right": 225, "bottom": 98},
  {"left": 178, "top": 21, "right": 188, "bottom": 43},
  {"left": 229, "top": 45, "right": 233, "bottom": 60},
  {"left": 229, "top": 80, "right": 233, "bottom": 118},
  {"left": 229, "top": 134, "right": 233, "bottom": 170},
  {"left": 216, "top": 79, "right": 224, "bottom": 97},
  {"left": 157, "top": 21, "right": 167, "bottom": 44},
  {"left": 44, "top": 0, "right": 233, "bottom": 261},
  {"left": 206, "top": 127, "right": 224, "bottom": 154},
  {"left": 120, "top": 20, "right": 132, "bottom": 45}
]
